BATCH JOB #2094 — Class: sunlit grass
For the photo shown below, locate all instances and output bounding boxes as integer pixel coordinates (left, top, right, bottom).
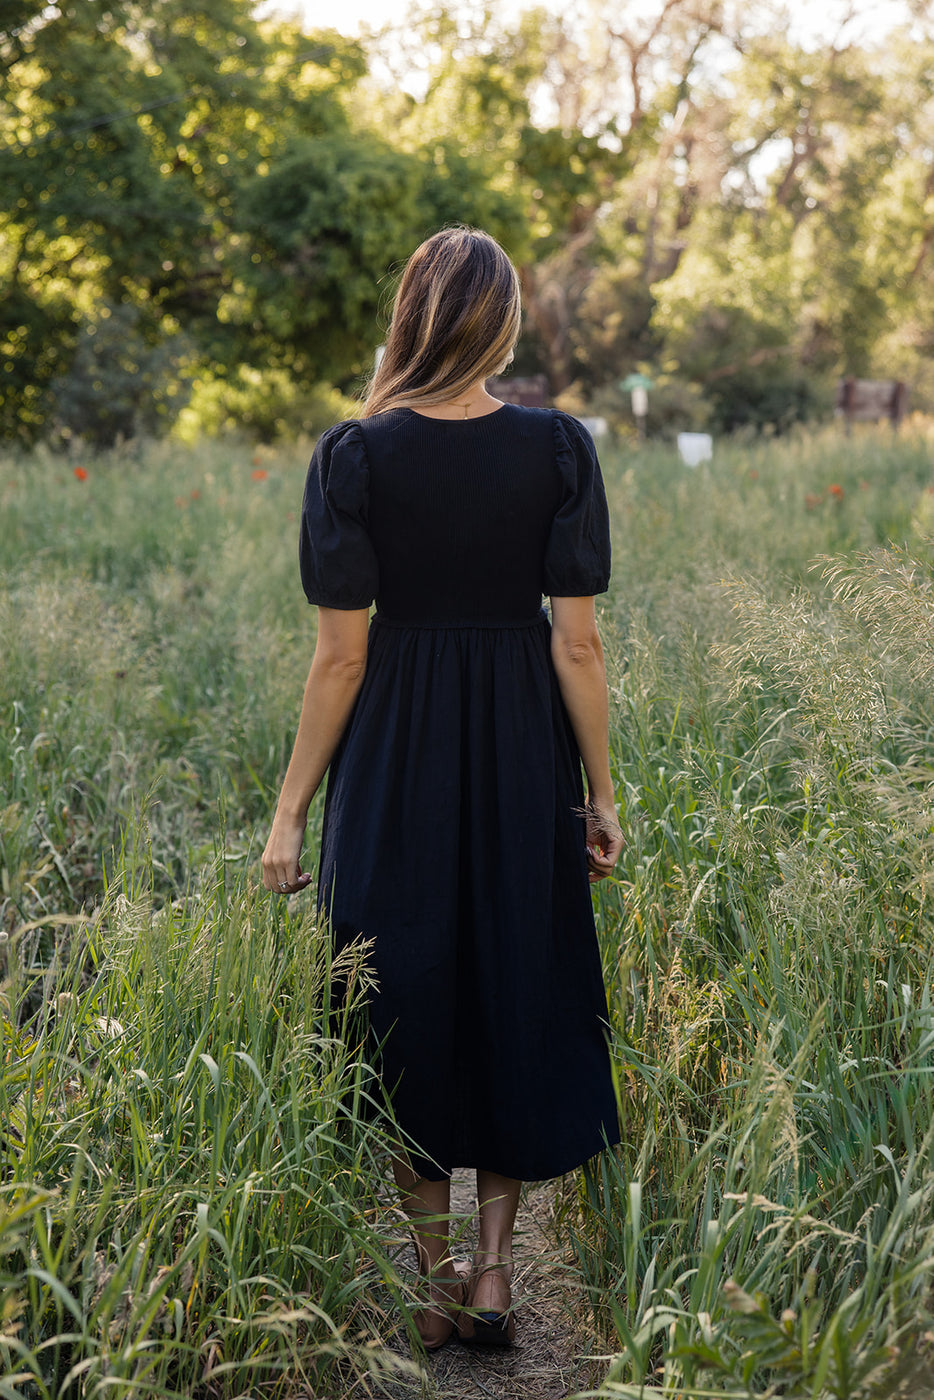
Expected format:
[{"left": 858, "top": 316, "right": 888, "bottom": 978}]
[
  {"left": 575, "top": 422, "right": 934, "bottom": 1397},
  {"left": 0, "top": 848, "right": 429, "bottom": 1396}
]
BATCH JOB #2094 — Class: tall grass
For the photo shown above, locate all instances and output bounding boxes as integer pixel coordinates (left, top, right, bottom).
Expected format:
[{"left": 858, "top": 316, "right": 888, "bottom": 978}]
[
  {"left": 0, "top": 438, "right": 427, "bottom": 1395},
  {"left": 0, "top": 849, "right": 428, "bottom": 1397},
  {"left": 4, "top": 422, "right": 934, "bottom": 1396},
  {"left": 0, "top": 438, "right": 316, "bottom": 920},
  {"left": 572, "top": 424, "right": 934, "bottom": 1397}
]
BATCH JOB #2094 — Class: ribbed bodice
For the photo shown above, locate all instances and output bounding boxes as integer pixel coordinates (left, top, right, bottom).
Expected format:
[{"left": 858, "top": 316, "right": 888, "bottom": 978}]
[
  {"left": 299, "top": 403, "right": 610, "bottom": 623},
  {"left": 359, "top": 406, "right": 561, "bottom": 624}
]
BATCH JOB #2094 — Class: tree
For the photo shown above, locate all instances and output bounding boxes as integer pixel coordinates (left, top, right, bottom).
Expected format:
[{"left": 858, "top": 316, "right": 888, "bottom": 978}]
[
  {"left": 49, "top": 302, "right": 192, "bottom": 446},
  {"left": 5, "top": 0, "right": 934, "bottom": 440},
  {"left": 230, "top": 132, "right": 527, "bottom": 389},
  {"left": 647, "top": 23, "right": 934, "bottom": 422},
  {"left": 0, "top": 3, "right": 374, "bottom": 440},
  {"left": 363, "top": 2, "right": 643, "bottom": 386}
]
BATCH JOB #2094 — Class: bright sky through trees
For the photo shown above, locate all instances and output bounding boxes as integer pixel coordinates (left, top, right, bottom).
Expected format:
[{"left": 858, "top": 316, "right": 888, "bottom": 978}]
[{"left": 290, "top": 0, "right": 915, "bottom": 46}]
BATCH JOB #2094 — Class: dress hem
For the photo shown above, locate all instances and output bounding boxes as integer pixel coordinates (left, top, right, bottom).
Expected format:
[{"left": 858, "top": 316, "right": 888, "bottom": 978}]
[{"left": 414, "top": 1132, "right": 623, "bottom": 1184}]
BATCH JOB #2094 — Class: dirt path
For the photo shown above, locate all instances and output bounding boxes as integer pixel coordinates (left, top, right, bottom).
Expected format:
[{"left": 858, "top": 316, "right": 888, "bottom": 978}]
[{"left": 374, "top": 1169, "right": 600, "bottom": 1400}]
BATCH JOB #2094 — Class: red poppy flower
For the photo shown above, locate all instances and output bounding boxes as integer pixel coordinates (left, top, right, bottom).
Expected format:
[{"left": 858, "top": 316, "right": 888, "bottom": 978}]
[
  {"left": 73, "top": 466, "right": 88, "bottom": 481},
  {"left": 190, "top": 489, "right": 201, "bottom": 501},
  {"left": 804, "top": 492, "right": 824, "bottom": 510},
  {"left": 748, "top": 469, "right": 759, "bottom": 480},
  {"left": 251, "top": 468, "right": 268, "bottom": 481},
  {"left": 828, "top": 483, "right": 844, "bottom": 499}
]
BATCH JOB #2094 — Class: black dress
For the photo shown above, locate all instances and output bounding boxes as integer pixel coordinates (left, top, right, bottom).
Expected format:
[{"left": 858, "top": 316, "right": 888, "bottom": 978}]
[{"left": 300, "top": 404, "right": 620, "bottom": 1181}]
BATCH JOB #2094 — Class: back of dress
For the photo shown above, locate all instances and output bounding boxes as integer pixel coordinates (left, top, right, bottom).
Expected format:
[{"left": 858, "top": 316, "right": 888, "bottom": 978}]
[
  {"left": 300, "top": 404, "right": 611, "bottom": 623},
  {"left": 298, "top": 403, "right": 620, "bottom": 1183}
]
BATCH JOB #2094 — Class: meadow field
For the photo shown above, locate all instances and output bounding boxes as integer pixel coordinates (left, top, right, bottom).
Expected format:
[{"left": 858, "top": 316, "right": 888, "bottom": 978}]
[{"left": 2, "top": 423, "right": 934, "bottom": 1399}]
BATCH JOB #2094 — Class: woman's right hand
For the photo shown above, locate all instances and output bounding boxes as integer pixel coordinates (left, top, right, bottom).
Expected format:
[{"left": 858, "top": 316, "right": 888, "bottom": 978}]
[
  {"left": 259, "top": 610, "right": 370, "bottom": 898},
  {"left": 261, "top": 817, "right": 314, "bottom": 895},
  {"left": 584, "top": 796, "right": 623, "bottom": 883}
]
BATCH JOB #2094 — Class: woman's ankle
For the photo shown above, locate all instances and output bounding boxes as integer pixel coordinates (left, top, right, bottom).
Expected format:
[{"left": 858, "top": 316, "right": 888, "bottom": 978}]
[
  {"left": 415, "top": 1241, "right": 453, "bottom": 1276},
  {"left": 473, "top": 1246, "right": 513, "bottom": 1275}
]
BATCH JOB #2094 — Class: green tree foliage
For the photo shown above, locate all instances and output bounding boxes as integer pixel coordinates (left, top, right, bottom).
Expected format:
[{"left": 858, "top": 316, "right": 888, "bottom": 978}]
[
  {"left": 1, "top": 0, "right": 271, "bottom": 439},
  {"left": 231, "top": 132, "right": 526, "bottom": 386},
  {"left": 49, "top": 301, "right": 192, "bottom": 446},
  {"left": 363, "top": 3, "right": 639, "bottom": 383},
  {"left": 3, "top": 0, "right": 934, "bottom": 440},
  {"left": 0, "top": 1, "right": 526, "bottom": 442},
  {"left": 608, "top": 9, "right": 934, "bottom": 425}
]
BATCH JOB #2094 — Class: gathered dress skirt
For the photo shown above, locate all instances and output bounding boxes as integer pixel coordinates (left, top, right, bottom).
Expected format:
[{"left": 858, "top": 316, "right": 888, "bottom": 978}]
[{"left": 318, "top": 610, "right": 619, "bottom": 1182}]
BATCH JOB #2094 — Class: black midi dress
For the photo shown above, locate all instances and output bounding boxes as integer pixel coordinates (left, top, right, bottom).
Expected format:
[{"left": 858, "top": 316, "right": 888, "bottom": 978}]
[{"left": 300, "top": 403, "right": 620, "bottom": 1182}]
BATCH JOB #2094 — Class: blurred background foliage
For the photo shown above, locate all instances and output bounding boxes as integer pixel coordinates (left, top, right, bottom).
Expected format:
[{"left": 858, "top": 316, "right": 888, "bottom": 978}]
[{"left": 2, "top": 0, "right": 934, "bottom": 444}]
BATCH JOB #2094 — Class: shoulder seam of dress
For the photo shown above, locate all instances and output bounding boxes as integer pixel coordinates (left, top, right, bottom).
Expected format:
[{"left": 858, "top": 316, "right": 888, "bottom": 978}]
[{"left": 318, "top": 418, "right": 363, "bottom": 440}]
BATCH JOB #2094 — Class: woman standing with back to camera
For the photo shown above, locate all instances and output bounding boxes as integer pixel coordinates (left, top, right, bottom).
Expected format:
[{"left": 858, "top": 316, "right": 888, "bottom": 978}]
[{"left": 262, "top": 226, "right": 622, "bottom": 1351}]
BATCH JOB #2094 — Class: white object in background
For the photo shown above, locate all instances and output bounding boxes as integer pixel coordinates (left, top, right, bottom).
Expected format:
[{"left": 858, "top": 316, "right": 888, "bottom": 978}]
[
  {"left": 631, "top": 385, "right": 648, "bottom": 419},
  {"left": 577, "top": 416, "right": 609, "bottom": 438},
  {"left": 677, "top": 432, "right": 713, "bottom": 467},
  {"left": 374, "top": 344, "right": 386, "bottom": 370}
]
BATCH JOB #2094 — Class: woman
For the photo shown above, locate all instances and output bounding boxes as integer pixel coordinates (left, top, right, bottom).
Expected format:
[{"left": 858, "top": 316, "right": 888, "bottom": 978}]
[{"left": 262, "top": 226, "right": 623, "bottom": 1351}]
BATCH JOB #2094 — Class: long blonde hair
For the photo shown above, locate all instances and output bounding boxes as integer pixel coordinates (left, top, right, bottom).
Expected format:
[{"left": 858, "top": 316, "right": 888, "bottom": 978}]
[{"left": 362, "top": 227, "right": 521, "bottom": 418}]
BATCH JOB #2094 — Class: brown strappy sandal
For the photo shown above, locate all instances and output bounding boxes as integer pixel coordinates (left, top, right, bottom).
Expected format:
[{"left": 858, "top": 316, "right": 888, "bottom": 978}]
[
  {"left": 414, "top": 1258, "right": 471, "bottom": 1351},
  {"left": 457, "top": 1262, "right": 517, "bottom": 1347}
]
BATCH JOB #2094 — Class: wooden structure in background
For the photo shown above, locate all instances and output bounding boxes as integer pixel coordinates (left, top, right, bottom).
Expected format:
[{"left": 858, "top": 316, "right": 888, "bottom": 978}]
[
  {"left": 487, "top": 374, "right": 549, "bottom": 407},
  {"left": 836, "top": 378, "right": 909, "bottom": 430}
]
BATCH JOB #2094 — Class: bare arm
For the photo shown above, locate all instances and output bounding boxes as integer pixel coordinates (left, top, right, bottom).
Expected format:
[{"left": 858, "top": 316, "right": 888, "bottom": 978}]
[
  {"left": 261, "top": 606, "right": 370, "bottom": 894},
  {"left": 549, "top": 595, "right": 623, "bottom": 882}
]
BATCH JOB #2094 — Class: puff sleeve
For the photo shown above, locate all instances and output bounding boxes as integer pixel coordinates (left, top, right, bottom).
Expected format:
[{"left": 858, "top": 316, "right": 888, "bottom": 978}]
[
  {"left": 543, "top": 411, "right": 612, "bottom": 597},
  {"left": 299, "top": 422, "right": 379, "bottom": 609}
]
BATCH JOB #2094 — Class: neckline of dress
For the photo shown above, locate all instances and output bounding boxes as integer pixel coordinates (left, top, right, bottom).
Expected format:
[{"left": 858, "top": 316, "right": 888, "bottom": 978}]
[{"left": 400, "top": 403, "right": 511, "bottom": 423}]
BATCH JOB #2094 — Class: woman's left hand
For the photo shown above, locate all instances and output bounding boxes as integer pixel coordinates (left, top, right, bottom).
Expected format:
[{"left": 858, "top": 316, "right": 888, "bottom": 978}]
[
  {"left": 584, "top": 797, "right": 624, "bottom": 884},
  {"left": 261, "top": 818, "right": 314, "bottom": 895}
]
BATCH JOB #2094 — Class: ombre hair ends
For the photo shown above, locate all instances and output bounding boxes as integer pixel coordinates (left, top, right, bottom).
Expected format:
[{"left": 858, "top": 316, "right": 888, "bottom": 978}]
[{"left": 363, "top": 227, "right": 521, "bottom": 418}]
